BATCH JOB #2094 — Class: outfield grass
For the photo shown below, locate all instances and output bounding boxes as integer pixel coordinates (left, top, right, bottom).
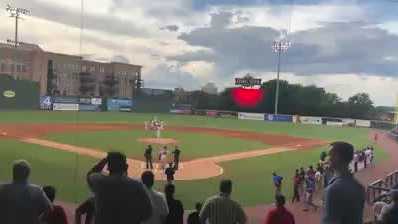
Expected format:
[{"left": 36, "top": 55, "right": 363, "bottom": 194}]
[
  {"left": 45, "top": 130, "right": 269, "bottom": 160},
  {"left": 0, "top": 111, "right": 376, "bottom": 141},
  {"left": 0, "top": 111, "right": 388, "bottom": 209}
]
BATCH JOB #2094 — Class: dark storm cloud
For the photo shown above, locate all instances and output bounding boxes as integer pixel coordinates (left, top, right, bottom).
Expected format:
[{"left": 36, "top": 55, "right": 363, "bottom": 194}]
[
  {"left": 170, "top": 11, "right": 398, "bottom": 78},
  {"left": 10, "top": 0, "right": 149, "bottom": 38}
]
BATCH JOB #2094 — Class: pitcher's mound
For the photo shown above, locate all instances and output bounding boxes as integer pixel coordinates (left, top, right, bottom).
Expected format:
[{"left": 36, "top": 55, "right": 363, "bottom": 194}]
[{"left": 137, "top": 138, "right": 178, "bottom": 145}]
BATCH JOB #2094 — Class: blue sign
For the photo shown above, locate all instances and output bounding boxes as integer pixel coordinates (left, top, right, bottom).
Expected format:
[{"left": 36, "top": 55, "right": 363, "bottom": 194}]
[
  {"left": 40, "top": 96, "right": 52, "bottom": 110},
  {"left": 107, "top": 98, "right": 133, "bottom": 111},
  {"left": 79, "top": 104, "right": 100, "bottom": 111},
  {"left": 265, "top": 114, "right": 293, "bottom": 122}
]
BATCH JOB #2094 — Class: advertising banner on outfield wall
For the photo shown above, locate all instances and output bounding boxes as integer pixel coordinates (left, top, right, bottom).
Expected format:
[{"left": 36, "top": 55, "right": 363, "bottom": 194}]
[
  {"left": 265, "top": 114, "right": 293, "bottom": 122},
  {"left": 342, "top": 119, "right": 356, "bottom": 127},
  {"left": 79, "top": 104, "right": 100, "bottom": 111},
  {"left": 91, "top": 98, "right": 102, "bottom": 105},
  {"left": 53, "top": 96, "right": 79, "bottom": 104},
  {"left": 40, "top": 96, "right": 52, "bottom": 110},
  {"left": 326, "top": 121, "right": 344, "bottom": 127},
  {"left": 170, "top": 109, "right": 192, "bottom": 114},
  {"left": 53, "top": 103, "right": 79, "bottom": 111},
  {"left": 107, "top": 99, "right": 132, "bottom": 111},
  {"left": 206, "top": 110, "right": 219, "bottom": 117},
  {"left": 79, "top": 97, "right": 91, "bottom": 105},
  {"left": 356, "top": 119, "right": 371, "bottom": 128},
  {"left": 299, "top": 116, "right": 323, "bottom": 125},
  {"left": 238, "top": 112, "right": 265, "bottom": 121}
]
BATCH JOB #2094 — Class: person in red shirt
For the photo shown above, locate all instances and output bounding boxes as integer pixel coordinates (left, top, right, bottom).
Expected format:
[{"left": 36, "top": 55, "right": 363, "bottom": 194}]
[
  {"left": 265, "top": 194, "right": 295, "bottom": 224},
  {"left": 42, "top": 185, "right": 68, "bottom": 224}
]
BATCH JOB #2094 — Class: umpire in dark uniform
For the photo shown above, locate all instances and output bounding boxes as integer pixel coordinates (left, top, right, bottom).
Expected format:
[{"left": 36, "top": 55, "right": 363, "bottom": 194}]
[
  {"left": 144, "top": 145, "right": 153, "bottom": 169},
  {"left": 172, "top": 146, "right": 181, "bottom": 170}
]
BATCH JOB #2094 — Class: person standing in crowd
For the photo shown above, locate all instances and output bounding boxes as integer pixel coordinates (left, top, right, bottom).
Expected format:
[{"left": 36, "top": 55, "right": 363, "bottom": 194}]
[
  {"left": 0, "top": 160, "right": 52, "bottom": 224},
  {"left": 87, "top": 152, "right": 152, "bottom": 224},
  {"left": 299, "top": 167, "right": 306, "bottom": 197},
  {"left": 75, "top": 196, "right": 95, "bottom": 224},
  {"left": 370, "top": 146, "right": 375, "bottom": 168},
  {"left": 292, "top": 169, "right": 300, "bottom": 203},
  {"left": 303, "top": 175, "right": 318, "bottom": 212},
  {"left": 165, "top": 184, "right": 184, "bottom": 224},
  {"left": 362, "top": 150, "right": 367, "bottom": 168},
  {"left": 316, "top": 163, "right": 324, "bottom": 175},
  {"left": 315, "top": 169, "right": 322, "bottom": 191},
  {"left": 187, "top": 202, "right": 202, "bottom": 224},
  {"left": 165, "top": 163, "right": 176, "bottom": 184},
  {"left": 380, "top": 189, "right": 398, "bottom": 224},
  {"left": 172, "top": 146, "right": 181, "bottom": 170},
  {"left": 141, "top": 171, "right": 169, "bottom": 224},
  {"left": 42, "top": 185, "right": 68, "bottom": 224},
  {"left": 144, "top": 145, "right": 153, "bottom": 170},
  {"left": 264, "top": 194, "right": 295, "bottom": 224},
  {"left": 272, "top": 172, "right": 284, "bottom": 195},
  {"left": 322, "top": 142, "right": 365, "bottom": 224},
  {"left": 353, "top": 151, "right": 359, "bottom": 172},
  {"left": 307, "top": 166, "right": 315, "bottom": 178},
  {"left": 365, "top": 147, "right": 374, "bottom": 168},
  {"left": 200, "top": 179, "right": 247, "bottom": 224}
]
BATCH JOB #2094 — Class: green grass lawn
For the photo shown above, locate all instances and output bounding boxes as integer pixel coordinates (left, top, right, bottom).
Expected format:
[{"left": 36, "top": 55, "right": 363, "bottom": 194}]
[
  {"left": 44, "top": 130, "right": 269, "bottom": 160},
  {"left": 0, "top": 111, "right": 389, "bottom": 209}
]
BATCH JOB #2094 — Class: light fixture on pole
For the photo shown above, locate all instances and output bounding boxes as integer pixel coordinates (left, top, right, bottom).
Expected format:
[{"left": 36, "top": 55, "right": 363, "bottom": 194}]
[
  {"left": 6, "top": 4, "right": 30, "bottom": 48},
  {"left": 272, "top": 38, "right": 291, "bottom": 115}
]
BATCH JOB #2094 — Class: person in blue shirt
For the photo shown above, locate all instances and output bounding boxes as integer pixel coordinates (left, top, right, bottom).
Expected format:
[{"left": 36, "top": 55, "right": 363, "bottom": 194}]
[{"left": 272, "top": 172, "right": 284, "bottom": 195}]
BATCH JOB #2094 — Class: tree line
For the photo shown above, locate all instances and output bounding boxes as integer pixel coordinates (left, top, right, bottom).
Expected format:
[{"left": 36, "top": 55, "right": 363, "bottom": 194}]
[{"left": 175, "top": 79, "right": 379, "bottom": 120}]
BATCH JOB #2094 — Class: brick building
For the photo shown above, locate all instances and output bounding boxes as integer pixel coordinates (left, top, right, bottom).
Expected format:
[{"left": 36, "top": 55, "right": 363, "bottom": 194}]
[{"left": 0, "top": 41, "right": 142, "bottom": 98}]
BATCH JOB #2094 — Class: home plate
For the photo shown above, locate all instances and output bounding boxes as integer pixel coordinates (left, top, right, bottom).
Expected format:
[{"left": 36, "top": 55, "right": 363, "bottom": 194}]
[{"left": 296, "top": 144, "right": 302, "bottom": 147}]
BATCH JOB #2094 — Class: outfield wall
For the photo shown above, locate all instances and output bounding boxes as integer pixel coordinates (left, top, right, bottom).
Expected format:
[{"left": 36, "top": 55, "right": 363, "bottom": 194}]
[{"left": 0, "top": 76, "right": 40, "bottom": 110}]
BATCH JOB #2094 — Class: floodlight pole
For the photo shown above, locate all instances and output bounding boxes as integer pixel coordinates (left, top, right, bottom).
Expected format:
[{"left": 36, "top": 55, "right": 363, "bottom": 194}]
[
  {"left": 272, "top": 39, "right": 291, "bottom": 115},
  {"left": 6, "top": 4, "right": 30, "bottom": 48}
]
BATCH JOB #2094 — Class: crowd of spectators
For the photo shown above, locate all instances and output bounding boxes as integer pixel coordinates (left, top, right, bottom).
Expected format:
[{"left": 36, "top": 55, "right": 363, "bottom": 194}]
[{"left": 0, "top": 140, "right": 396, "bottom": 224}]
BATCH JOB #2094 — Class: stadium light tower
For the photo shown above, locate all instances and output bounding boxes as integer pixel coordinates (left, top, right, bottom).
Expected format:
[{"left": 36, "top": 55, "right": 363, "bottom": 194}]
[
  {"left": 6, "top": 4, "right": 30, "bottom": 48},
  {"left": 272, "top": 38, "right": 291, "bottom": 115}
]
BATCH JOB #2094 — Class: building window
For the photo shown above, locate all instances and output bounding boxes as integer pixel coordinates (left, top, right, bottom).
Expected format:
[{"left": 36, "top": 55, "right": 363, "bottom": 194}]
[
  {"left": 82, "top": 65, "right": 87, "bottom": 72},
  {"left": 90, "top": 65, "right": 95, "bottom": 72},
  {"left": 22, "top": 65, "right": 27, "bottom": 72},
  {"left": 99, "top": 65, "right": 105, "bottom": 73},
  {"left": 0, "top": 63, "right": 5, "bottom": 72}
]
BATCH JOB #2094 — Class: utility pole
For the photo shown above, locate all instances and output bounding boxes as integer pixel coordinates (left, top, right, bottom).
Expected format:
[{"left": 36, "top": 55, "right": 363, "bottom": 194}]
[{"left": 272, "top": 39, "right": 291, "bottom": 115}]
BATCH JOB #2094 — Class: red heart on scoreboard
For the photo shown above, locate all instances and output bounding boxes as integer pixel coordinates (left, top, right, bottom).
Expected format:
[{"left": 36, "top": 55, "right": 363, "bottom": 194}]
[{"left": 232, "top": 87, "right": 264, "bottom": 108}]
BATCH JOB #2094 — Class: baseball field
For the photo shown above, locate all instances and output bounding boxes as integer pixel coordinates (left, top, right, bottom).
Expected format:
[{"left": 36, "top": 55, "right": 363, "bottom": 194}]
[{"left": 0, "top": 111, "right": 388, "bottom": 209}]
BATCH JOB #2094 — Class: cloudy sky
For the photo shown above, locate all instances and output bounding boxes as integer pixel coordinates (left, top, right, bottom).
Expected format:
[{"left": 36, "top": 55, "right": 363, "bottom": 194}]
[{"left": 1, "top": 0, "right": 398, "bottom": 106}]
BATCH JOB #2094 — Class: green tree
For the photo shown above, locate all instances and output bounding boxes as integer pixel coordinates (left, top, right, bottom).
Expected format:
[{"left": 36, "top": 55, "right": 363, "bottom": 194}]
[{"left": 347, "top": 93, "right": 374, "bottom": 119}]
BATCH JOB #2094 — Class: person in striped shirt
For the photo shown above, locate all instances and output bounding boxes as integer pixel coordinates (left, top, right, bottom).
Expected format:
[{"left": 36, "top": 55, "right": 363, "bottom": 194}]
[{"left": 199, "top": 179, "right": 247, "bottom": 224}]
